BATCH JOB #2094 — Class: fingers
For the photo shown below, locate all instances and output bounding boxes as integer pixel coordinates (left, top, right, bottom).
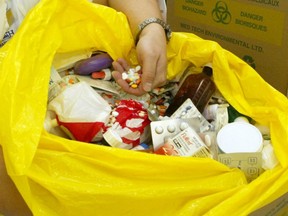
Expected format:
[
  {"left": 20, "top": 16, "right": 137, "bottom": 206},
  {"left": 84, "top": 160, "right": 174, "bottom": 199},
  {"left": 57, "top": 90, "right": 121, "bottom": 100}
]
[
  {"left": 111, "top": 21, "right": 168, "bottom": 96},
  {"left": 112, "top": 58, "right": 129, "bottom": 72},
  {"left": 112, "top": 70, "right": 145, "bottom": 95},
  {"left": 136, "top": 32, "right": 167, "bottom": 93},
  {"left": 112, "top": 52, "right": 167, "bottom": 96},
  {"left": 138, "top": 49, "right": 167, "bottom": 92},
  {"left": 138, "top": 62, "right": 155, "bottom": 93},
  {"left": 112, "top": 59, "right": 147, "bottom": 96}
]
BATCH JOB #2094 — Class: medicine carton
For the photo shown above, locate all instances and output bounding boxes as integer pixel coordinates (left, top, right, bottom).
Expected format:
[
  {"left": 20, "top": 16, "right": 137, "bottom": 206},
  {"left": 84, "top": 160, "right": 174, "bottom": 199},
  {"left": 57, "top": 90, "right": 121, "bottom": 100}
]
[
  {"left": 155, "top": 127, "right": 212, "bottom": 158},
  {"left": 167, "top": 0, "right": 288, "bottom": 95}
]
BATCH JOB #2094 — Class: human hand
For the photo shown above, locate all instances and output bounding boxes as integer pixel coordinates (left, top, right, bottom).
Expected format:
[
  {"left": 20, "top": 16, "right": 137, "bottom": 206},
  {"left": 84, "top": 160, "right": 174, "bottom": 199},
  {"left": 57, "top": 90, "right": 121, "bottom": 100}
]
[{"left": 112, "top": 23, "right": 168, "bottom": 96}]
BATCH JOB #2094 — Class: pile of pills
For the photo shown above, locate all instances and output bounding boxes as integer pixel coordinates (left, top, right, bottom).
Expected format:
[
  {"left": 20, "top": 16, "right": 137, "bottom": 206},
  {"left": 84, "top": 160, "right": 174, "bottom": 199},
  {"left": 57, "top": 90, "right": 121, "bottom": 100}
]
[{"left": 122, "top": 66, "right": 142, "bottom": 88}]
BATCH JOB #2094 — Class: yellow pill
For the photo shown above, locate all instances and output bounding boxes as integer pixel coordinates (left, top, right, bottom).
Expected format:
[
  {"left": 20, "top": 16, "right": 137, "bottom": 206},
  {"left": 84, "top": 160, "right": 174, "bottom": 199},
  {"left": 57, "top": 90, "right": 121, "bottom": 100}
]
[{"left": 131, "top": 84, "right": 138, "bottom": 88}]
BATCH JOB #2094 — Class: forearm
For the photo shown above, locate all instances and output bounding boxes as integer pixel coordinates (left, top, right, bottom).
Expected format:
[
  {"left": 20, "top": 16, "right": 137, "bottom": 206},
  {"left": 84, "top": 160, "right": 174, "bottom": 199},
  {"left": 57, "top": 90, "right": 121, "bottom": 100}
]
[
  {"left": 92, "top": 0, "right": 163, "bottom": 38},
  {"left": 92, "top": 0, "right": 168, "bottom": 94},
  {"left": 108, "top": 0, "right": 162, "bottom": 32}
]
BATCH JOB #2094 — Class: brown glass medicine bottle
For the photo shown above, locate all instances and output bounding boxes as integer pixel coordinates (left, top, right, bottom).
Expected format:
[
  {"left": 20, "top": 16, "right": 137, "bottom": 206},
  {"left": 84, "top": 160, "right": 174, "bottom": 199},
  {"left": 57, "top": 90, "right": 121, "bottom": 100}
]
[{"left": 165, "top": 65, "right": 216, "bottom": 116}]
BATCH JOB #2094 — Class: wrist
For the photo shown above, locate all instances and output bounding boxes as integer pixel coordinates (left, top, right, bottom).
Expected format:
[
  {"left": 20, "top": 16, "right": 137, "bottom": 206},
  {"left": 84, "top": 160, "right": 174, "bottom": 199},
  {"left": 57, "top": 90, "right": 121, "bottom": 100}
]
[
  {"left": 140, "top": 23, "right": 166, "bottom": 40},
  {"left": 134, "top": 17, "right": 172, "bottom": 44}
]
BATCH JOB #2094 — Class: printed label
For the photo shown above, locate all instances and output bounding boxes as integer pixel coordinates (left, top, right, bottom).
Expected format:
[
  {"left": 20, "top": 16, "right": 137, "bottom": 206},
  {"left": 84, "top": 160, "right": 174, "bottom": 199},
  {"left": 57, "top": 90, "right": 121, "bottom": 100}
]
[
  {"left": 247, "top": 0, "right": 280, "bottom": 7},
  {"left": 218, "top": 152, "right": 264, "bottom": 182},
  {"left": 155, "top": 127, "right": 211, "bottom": 158},
  {"left": 174, "top": 0, "right": 285, "bottom": 45}
]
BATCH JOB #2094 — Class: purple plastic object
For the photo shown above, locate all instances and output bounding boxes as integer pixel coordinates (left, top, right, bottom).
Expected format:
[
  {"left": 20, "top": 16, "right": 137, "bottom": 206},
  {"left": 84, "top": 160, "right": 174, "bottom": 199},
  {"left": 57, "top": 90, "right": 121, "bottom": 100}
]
[{"left": 74, "top": 53, "right": 113, "bottom": 75}]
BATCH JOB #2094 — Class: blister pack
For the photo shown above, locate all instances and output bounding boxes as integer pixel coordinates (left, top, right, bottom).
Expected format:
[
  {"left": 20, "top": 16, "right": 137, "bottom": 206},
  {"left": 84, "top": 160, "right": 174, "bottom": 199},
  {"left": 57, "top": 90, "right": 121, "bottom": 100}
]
[
  {"left": 170, "top": 98, "right": 213, "bottom": 132},
  {"left": 151, "top": 118, "right": 201, "bottom": 150}
]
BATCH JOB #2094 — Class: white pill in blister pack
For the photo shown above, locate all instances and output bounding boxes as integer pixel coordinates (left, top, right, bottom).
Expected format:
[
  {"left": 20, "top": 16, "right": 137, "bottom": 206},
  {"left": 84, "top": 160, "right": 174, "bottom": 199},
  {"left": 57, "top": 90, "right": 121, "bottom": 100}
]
[
  {"left": 151, "top": 118, "right": 200, "bottom": 150},
  {"left": 170, "top": 98, "right": 213, "bottom": 132}
]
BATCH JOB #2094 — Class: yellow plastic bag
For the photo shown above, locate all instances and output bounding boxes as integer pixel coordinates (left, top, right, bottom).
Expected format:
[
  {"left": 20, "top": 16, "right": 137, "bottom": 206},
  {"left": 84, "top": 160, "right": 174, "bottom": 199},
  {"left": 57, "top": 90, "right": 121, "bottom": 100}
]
[{"left": 0, "top": 0, "right": 288, "bottom": 215}]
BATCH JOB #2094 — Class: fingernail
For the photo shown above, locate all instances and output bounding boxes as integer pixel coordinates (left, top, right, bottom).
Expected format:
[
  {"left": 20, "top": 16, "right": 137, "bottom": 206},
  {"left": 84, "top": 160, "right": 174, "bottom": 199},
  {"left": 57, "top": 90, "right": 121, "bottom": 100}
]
[
  {"left": 143, "top": 83, "right": 152, "bottom": 92},
  {"left": 111, "top": 71, "right": 118, "bottom": 78}
]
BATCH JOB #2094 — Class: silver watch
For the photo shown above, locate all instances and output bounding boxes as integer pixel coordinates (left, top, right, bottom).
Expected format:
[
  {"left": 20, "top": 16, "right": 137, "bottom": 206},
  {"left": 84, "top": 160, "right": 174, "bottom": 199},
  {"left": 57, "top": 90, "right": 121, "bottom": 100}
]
[{"left": 135, "top": 17, "right": 172, "bottom": 44}]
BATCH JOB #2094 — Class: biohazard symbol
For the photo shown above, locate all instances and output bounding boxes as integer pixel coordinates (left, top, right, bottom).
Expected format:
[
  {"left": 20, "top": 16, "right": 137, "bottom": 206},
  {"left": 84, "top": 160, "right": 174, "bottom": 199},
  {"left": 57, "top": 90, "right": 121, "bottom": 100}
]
[{"left": 212, "top": 1, "right": 231, "bottom": 24}]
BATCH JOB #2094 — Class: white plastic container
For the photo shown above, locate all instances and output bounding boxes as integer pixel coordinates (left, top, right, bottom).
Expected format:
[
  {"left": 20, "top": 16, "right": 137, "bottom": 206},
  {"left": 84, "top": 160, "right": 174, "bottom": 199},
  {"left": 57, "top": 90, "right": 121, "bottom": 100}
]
[{"left": 217, "top": 122, "right": 263, "bottom": 153}]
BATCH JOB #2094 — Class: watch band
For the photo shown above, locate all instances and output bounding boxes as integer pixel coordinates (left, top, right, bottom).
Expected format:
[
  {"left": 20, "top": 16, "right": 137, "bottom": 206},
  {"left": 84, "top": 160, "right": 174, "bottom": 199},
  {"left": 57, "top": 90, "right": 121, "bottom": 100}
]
[{"left": 135, "top": 17, "right": 172, "bottom": 44}]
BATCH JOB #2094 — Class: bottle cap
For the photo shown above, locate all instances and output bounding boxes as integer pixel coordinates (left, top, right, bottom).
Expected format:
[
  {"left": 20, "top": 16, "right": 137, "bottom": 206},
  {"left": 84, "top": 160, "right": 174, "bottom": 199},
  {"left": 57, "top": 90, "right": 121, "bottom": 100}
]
[
  {"left": 234, "top": 116, "right": 249, "bottom": 123},
  {"left": 202, "top": 63, "right": 213, "bottom": 76}
]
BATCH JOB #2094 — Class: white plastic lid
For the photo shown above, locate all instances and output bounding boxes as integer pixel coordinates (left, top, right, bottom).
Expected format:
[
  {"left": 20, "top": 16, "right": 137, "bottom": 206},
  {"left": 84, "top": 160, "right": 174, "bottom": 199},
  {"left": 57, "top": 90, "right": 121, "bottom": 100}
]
[{"left": 217, "top": 122, "right": 263, "bottom": 153}]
